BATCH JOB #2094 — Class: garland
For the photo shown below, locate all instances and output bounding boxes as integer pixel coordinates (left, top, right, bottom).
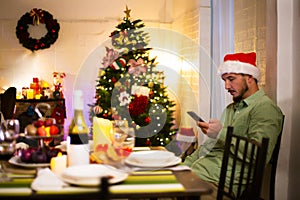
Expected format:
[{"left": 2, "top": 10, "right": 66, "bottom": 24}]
[{"left": 16, "top": 8, "right": 60, "bottom": 51}]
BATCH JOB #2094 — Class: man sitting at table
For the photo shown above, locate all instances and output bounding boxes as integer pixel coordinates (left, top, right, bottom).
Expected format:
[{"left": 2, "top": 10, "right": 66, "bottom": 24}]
[{"left": 183, "top": 52, "right": 284, "bottom": 199}]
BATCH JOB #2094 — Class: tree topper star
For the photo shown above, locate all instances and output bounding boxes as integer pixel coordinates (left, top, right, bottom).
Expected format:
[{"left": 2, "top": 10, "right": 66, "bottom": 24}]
[{"left": 124, "top": 6, "right": 131, "bottom": 19}]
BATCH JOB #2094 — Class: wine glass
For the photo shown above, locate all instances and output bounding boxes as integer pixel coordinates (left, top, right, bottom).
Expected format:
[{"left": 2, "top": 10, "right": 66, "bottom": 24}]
[
  {"left": 0, "top": 119, "right": 19, "bottom": 182},
  {"left": 111, "top": 120, "right": 135, "bottom": 169}
]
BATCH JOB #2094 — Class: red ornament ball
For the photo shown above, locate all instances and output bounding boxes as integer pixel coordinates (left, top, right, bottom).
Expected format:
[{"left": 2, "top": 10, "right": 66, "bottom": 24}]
[
  {"left": 145, "top": 138, "right": 151, "bottom": 146},
  {"left": 144, "top": 116, "right": 151, "bottom": 124},
  {"left": 111, "top": 77, "right": 117, "bottom": 83}
]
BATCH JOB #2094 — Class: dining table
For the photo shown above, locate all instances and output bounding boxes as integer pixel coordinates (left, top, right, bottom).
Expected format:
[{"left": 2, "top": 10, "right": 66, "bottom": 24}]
[{"left": 0, "top": 148, "right": 213, "bottom": 200}]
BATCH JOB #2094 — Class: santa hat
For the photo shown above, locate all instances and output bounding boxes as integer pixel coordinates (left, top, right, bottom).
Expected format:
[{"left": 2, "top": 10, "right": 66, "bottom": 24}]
[
  {"left": 218, "top": 52, "right": 260, "bottom": 81},
  {"left": 176, "top": 128, "right": 196, "bottom": 143}
]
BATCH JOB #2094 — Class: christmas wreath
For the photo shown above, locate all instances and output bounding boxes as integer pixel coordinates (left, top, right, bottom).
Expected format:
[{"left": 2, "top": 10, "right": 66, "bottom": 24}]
[{"left": 16, "top": 8, "right": 60, "bottom": 51}]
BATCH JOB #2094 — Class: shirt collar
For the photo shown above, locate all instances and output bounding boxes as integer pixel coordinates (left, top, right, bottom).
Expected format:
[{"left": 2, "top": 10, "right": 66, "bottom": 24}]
[
  {"left": 242, "top": 89, "right": 265, "bottom": 106},
  {"left": 233, "top": 89, "right": 265, "bottom": 109}
]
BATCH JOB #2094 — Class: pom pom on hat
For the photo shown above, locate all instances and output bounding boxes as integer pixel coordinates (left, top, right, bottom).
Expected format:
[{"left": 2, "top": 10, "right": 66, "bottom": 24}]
[{"left": 218, "top": 52, "right": 260, "bottom": 81}]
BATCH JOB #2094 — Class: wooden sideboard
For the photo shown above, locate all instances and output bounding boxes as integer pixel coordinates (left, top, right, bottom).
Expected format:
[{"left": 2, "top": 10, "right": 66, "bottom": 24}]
[{"left": 15, "top": 98, "right": 66, "bottom": 132}]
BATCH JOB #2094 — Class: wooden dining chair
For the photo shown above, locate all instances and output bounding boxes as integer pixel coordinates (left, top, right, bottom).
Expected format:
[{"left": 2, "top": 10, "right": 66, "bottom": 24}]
[{"left": 217, "top": 126, "right": 269, "bottom": 200}]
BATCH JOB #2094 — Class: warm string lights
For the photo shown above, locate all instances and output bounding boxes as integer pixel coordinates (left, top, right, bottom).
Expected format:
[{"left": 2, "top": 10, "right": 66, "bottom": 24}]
[{"left": 91, "top": 7, "right": 177, "bottom": 146}]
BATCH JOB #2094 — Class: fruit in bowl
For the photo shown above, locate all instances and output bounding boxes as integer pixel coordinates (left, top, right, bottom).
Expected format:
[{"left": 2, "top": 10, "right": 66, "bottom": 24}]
[
  {"left": 20, "top": 147, "right": 36, "bottom": 163},
  {"left": 20, "top": 146, "right": 62, "bottom": 163},
  {"left": 50, "top": 124, "right": 60, "bottom": 135},
  {"left": 31, "top": 149, "right": 48, "bottom": 163},
  {"left": 25, "top": 118, "right": 61, "bottom": 137}
]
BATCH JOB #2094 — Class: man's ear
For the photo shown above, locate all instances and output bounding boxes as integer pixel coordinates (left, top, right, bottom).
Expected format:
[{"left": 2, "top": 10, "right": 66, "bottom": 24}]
[{"left": 247, "top": 75, "right": 258, "bottom": 85}]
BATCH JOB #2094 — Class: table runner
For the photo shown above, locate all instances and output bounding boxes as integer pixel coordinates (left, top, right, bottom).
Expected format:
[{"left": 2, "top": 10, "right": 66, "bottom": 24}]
[
  {"left": 0, "top": 170, "right": 184, "bottom": 196},
  {"left": 0, "top": 175, "right": 33, "bottom": 196},
  {"left": 111, "top": 170, "right": 184, "bottom": 194}
]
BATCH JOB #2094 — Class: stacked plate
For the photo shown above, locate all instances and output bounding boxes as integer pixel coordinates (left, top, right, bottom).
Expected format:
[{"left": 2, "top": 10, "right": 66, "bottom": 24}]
[
  {"left": 125, "top": 150, "right": 181, "bottom": 168},
  {"left": 61, "top": 164, "right": 128, "bottom": 186},
  {"left": 9, "top": 156, "right": 50, "bottom": 168}
]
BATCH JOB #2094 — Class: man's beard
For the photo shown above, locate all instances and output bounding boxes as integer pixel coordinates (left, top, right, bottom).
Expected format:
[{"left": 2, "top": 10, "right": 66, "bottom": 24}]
[{"left": 233, "top": 79, "right": 249, "bottom": 102}]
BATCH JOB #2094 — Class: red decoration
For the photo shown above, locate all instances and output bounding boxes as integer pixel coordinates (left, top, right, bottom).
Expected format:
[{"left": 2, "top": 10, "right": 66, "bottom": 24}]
[
  {"left": 115, "top": 147, "right": 132, "bottom": 157},
  {"left": 111, "top": 77, "right": 117, "bottom": 83},
  {"left": 129, "top": 94, "right": 148, "bottom": 116},
  {"left": 144, "top": 116, "right": 151, "bottom": 124},
  {"left": 110, "top": 58, "right": 127, "bottom": 70},
  {"left": 95, "top": 144, "right": 108, "bottom": 152},
  {"left": 145, "top": 138, "right": 151, "bottom": 146},
  {"left": 51, "top": 102, "right": 65, "bottom": 125}
]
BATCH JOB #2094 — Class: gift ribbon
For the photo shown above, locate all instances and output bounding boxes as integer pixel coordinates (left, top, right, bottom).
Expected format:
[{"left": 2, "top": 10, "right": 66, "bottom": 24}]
[{"left": 29, "top": 8, "right": 43, "bottom": 25}]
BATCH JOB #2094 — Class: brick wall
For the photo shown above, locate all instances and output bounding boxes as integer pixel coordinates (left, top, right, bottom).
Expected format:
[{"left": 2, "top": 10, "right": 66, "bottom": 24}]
[{"left": 234, "top": 0, "right": 267, "bottom": 86}]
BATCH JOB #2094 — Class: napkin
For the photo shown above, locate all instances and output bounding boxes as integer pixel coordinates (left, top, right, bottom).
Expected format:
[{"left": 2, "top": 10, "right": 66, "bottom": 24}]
[
  {"left": 93, "top": 117, "right": 112, "bottom": 149},
  {"left": 92, "top": 117, "right": 119, "bottom": 163},
  {"left": 31, "top": 168, "right": 68, "bottom": 191}
]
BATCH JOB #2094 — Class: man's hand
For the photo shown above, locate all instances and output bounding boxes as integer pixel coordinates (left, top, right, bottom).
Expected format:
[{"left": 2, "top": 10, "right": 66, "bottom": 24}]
[{"left": 197, "top": 119, "right": 222, "bottom": 138}]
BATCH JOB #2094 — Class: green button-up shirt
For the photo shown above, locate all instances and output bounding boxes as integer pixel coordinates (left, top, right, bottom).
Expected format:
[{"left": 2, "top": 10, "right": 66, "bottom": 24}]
[{"left": 183, "top": 89, "right": 283, "bottom": 189}]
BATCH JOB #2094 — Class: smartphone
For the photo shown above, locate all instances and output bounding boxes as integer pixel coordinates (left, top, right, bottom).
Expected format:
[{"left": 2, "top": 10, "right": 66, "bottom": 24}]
[{"left": 187, "top": 111, "right": 205, "bottom": 122}]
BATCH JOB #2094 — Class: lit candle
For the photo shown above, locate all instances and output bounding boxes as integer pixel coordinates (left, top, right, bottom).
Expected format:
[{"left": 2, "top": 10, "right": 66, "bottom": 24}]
[
  {"left": 27, "top": 89, "right": 34, "bottom": 99},
  {"left": 50, "top": 152, "right": 67, "bottom": 175},
  {"left": 35, "top": 94, "right": 42, "bottom": 99}
]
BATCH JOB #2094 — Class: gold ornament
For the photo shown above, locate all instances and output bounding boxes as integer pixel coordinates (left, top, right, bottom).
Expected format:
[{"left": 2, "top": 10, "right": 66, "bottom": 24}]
[
  {"left": 114, "top": 82, "right": 122, "bottom": 88},
  {"left": 148, "top": 81, "right": 154, "bottom": 88},
  {"left": 98, "top": 69, "right": 105, "bottom": 77}
]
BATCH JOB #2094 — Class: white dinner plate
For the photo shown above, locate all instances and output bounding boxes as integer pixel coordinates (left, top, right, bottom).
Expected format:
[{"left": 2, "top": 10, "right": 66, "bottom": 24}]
[
  {"left": 125, "top": 150, "right": 181, "bottom": 168},
  {"left": 8, "top": 156, "right": 50, "bottom": 168},
  {"left": 61, "top": 164, "right": 128, "bottom": 186}
]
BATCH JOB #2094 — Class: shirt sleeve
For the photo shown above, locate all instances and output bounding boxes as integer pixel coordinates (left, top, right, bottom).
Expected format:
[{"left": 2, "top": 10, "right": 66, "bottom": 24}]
[
  {"left": 182, "top": 146, "right": 201, "bottom": 166},
  {"left": 247, "top": 102, "right": 283, "bottom": 163}
]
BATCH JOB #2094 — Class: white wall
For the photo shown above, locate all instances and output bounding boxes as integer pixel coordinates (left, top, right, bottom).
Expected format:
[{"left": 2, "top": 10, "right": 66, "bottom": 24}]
[
  {"left": 277, "top": 0, "right": 300, "bottom": 199},
  {"left": 0, "top": 0, "right": 173, "bottom": 129},
  {"left": 0, "top": 0, "right": 205, "bottom": 131}
]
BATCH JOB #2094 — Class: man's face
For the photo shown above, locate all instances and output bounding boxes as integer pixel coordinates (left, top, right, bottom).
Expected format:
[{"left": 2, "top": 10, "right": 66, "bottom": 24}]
[{"left": 221, "top": 73, "right": 250, "bottom": 102}]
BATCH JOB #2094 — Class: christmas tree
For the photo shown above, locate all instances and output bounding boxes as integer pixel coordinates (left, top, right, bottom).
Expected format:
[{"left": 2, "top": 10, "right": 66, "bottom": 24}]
[{"left": 91, "top": 6, "right": 177, "bottom": 146}]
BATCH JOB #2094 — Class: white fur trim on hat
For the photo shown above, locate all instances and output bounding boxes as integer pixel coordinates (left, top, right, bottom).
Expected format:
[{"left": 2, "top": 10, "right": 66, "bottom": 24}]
[
  {"left": 176, "top": 128, "right": 196, "bottom": 143},
  {"left": 218, "top": 60, "right": 261, "bottom": 81},
  {"left": 176, "top": 134, "right": 196, "bottom": 143}
]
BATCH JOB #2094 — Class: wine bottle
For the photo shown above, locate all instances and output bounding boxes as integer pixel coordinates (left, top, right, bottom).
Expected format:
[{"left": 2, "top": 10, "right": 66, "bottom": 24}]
[{"left": 67, "top": 90, "right": 89, "bottom": 166}]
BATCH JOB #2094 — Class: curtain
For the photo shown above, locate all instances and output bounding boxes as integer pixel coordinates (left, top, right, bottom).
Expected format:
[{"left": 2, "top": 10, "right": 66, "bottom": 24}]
[{"left": 210, "top": 0, "right": 234, "bottom": 119}]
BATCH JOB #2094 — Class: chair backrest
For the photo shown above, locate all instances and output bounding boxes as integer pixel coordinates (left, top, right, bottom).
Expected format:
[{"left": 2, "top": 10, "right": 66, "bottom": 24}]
[
  {"left": 100, "top": 176, "right": 110, "bottom": 200},
  {"left": 0, "top": 87, "right": 16, "bottom": 119},
  {"left": 217, "top": 126, "right": 269, "bottom": 200},
  {"left": 265, "top": 115, "right": 285, "bottom": 200}
]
